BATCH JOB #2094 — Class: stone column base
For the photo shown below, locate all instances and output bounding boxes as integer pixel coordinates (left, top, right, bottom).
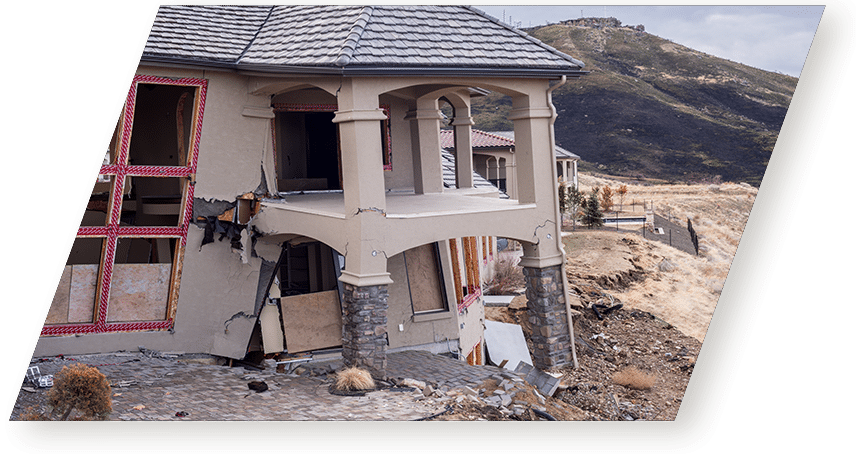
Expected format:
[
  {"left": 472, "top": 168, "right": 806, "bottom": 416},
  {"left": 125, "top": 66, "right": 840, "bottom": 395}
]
[
  {"left": 341, "top": 283, "right": 389, "bottom": 378},
  {"left": 523, "top": 265, "right": 572, "bottom": 370}
]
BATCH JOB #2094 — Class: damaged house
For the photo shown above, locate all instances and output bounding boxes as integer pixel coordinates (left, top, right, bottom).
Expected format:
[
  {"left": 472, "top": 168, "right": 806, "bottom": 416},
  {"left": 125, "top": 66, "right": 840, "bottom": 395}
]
[{"left": 35, "top": 5, "right": 585, "bottom": 377}]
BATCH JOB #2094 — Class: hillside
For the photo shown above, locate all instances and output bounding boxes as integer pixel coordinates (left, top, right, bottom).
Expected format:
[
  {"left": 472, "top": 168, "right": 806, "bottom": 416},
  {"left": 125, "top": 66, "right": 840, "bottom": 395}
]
[{"left": 470, "top": 18, "right": 798, "bottom": 186}]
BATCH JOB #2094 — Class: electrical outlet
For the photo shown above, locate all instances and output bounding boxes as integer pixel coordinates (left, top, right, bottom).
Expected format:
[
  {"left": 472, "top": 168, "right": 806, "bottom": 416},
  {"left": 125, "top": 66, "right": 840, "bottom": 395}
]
[{"left": 398, "top": 324, "right": 404, "bottom": 332}]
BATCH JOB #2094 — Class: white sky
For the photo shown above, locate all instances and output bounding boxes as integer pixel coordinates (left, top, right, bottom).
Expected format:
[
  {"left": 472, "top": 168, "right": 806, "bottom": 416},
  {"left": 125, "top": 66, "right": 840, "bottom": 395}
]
[{"left": 477, "top": 5, "right": 824, "bottom": 77}]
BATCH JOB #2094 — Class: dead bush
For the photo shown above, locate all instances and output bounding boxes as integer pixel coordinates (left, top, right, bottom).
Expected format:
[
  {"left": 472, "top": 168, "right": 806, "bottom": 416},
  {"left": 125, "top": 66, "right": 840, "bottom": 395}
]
[
  {"left": 17, "top": 406, "right": 51, "bottom": 421},
  {"left": 612, "top": 366, "right": 656, "bottom": 390},
  {"left": 485, "top": 257, "right": 524, "bottom": 295},
  {"left": 333, "top": 367, "right": 375, "bottom": 392},
  {"left": 46, "top": 363, "right": 112, "bottom": 420}
]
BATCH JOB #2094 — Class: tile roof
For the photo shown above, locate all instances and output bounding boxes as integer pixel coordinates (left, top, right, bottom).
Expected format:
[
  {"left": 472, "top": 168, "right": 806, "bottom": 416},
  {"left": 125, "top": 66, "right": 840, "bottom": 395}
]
[
  {"left": 441, "top": 148, "right": 506, "bottom": 197},
  {"left": 142, "top": 5, "right": 584, "bottom": 76},
  {"left": 441, "top": 129, "right": 581, "bottom": 160},
  {"left": 439, "top": 129, "right": 515, "bottom": 149}
]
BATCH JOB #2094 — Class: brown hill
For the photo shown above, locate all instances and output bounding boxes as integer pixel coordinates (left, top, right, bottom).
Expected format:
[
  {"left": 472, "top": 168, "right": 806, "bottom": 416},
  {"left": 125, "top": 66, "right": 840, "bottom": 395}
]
[{"left": 470, "top": 18, "right": 798, "bottom": 186}]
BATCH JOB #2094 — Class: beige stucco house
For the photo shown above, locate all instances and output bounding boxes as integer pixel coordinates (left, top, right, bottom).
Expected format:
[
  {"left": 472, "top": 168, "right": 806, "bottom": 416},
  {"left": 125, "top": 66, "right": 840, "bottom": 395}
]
[
  {"left": 440, "top": 129, "right": 580, "bottom": 200},
  {"left": 35, "top": 5, "right": 585, "bottom": 376}
]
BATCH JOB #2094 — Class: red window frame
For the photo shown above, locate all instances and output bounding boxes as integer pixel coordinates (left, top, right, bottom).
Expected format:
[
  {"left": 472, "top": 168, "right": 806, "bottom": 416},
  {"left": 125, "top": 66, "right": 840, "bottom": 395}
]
[{"left": 42, "top": 75, "right": 207, "bottom": 336}]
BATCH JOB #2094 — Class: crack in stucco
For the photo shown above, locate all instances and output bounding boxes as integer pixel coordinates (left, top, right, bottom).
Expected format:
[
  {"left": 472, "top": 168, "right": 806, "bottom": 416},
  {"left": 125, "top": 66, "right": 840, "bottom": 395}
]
[
  {"left": 532, "top": 219, "right": 556, "bottom": 245},
  {"left": 223, "top": 311, "right": 255, "bottom": 333},
  {"left": 353, "top": 207, "right": 387, "bottom": 217}
]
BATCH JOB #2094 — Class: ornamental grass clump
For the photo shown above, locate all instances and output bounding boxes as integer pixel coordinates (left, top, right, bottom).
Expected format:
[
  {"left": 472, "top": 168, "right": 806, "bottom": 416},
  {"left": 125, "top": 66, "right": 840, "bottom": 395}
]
[
  {"left": 46, "top": 363, "right": 112, "bottom": 420},
  {"left": 612, "top": 366, "right": 656, "bottom": 391},
  {"left": 333, "top": 366, "right": 375, "bottom": 392}
]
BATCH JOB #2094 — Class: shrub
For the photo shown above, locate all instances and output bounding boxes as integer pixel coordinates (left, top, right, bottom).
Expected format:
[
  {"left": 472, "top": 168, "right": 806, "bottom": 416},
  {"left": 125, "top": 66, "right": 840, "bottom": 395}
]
[
  {"left": 612, "top": 366, "right": 656, "bottom": 390},
  {"left": 46, "top": 363, "right": 112, "bottom": 421},
  {"left": 485, "top": 257, "right": 525, "bottom": 295},
  {"left": 333, "top": 367, "right": 375, "bottom": 392},
  {"left": 582, "top": 188, "right": 604, "bottom": 228},
  {"left": 600, "top": 185, "right": 614, "bottom": 212},
  {"left": 17, "top": 406, "right": 51, "bottom": 421}
]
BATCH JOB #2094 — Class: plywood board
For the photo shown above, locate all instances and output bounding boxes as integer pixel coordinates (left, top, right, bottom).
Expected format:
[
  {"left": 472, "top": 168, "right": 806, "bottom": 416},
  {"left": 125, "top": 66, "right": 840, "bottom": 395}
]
[
  {"left": 281, "top": 290, "right": 342, "bottom": 353},
  {"left": 107, "top": 263, "right": 171, "bottom": 322},
  {"left": 68, "top": 265, "right": 98, "bottom": 323},
  {"left": 406, "top": 244, "right": 445, "bottom": 312},
  {"left": 45, "top": 266, "right": 72, "bottom": 324}
]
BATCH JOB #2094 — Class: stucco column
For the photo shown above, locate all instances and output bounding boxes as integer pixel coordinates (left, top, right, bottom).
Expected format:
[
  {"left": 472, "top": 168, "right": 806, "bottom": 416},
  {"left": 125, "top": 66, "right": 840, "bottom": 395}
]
[
  {"left": 508, "top": 99, "right": 554, "bottom": 204},
  {"left": 452, "top": 115, "right": 475, "bottom": 189},
  {"left": 333, "top": 79, "right": 392, "bottom": 287},
  {"left": 405, "top": 97, "right": 444, "bottom": 194},
  {"left": 573, "top": 160, "right": 578, "bottom": 188}
]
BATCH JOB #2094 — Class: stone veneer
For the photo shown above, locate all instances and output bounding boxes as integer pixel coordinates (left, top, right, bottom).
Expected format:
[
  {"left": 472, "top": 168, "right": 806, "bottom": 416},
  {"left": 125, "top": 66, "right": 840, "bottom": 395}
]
[
  {"left": 341, "top": 283, "right": 389, "bottom": 378},
  {"left": 523, "top": 265, "right": 572, "bottom": 370}
]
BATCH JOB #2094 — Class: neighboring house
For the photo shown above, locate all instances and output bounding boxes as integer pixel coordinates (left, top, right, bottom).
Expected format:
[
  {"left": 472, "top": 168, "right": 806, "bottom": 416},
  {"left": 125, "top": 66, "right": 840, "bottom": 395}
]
[
  {"left": 440, "top": 129, "right": 580, "bottom": 200},
  {"left": 36, "top": 5, "right": 585, "bottom": 377}
]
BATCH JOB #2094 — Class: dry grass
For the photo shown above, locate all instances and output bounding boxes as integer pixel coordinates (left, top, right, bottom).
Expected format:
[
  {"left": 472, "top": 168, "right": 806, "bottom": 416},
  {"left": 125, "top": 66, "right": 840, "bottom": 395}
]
[
  {"left": 333, "top": 367, "right": 375, "bottom": 392},
  {"left": 575, "top": 174, "right": 757, "bottom": 341},
  {"left": 613, "top": 366, "right": 656, "bottom": 390},
  {"left": 485, "top": 257, "right": 525, "bottom": 295}
]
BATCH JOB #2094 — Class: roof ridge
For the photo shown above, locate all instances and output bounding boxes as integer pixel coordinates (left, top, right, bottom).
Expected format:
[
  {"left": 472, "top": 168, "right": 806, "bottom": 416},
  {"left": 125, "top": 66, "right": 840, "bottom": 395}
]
[
  {"left": 336, "top": 6, "right": 374, "bottom": 67},
  {"left": 236, "top": 5, "right": 276, "bottom": 63},
  {"left": 463, "top": 6, "right": 585, "bottom": 69}
]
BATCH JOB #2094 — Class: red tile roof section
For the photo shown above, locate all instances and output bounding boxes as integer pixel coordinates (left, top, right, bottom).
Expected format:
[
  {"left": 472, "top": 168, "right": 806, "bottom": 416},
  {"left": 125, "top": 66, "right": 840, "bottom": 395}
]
[{"left": 439, "top": 129, "right": 516, "bottom": 149}]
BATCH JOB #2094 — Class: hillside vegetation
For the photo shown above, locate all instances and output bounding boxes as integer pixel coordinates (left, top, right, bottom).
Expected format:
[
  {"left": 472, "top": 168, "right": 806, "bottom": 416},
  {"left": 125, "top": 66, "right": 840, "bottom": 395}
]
[
  {"left": 471, "top": 18, "right": 798, "bottom": 186},
  {"left": 571, "top": 173, "right": 758, "bottom": 341}
]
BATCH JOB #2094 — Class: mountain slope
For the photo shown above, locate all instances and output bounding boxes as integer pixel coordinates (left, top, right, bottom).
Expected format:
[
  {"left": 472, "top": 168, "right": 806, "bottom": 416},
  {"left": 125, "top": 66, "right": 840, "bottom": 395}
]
[{"left": 470, "top": 18, "right": 799, "bottom": 186}]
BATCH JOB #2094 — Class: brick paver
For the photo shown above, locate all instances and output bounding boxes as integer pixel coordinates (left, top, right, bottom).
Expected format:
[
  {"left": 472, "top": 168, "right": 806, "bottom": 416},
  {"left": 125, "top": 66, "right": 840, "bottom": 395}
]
[{"left": 14, "top": 349, "right": 517, "bottom": 421}]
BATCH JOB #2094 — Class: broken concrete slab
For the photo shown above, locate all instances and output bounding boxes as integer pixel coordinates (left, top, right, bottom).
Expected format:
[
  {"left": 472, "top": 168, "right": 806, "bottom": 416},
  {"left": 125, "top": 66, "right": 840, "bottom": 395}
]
[
  {"left": 212, "top": 312, "right": 257, "bottom": 359},
  {"left": 483, "top": 295, "right": 516, "bottom": 307},
  {"left": 514, "top": 362, "right": 562, "bottom": 397},
  {"left": 484, "top": 320, "right": 533, "bottom": 371}
]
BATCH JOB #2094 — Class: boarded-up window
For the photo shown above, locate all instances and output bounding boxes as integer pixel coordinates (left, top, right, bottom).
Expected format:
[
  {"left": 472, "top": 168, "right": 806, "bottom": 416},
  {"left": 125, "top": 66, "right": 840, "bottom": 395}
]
[{"left": 404, "top": 243, "right": 447, "bottom": 313}]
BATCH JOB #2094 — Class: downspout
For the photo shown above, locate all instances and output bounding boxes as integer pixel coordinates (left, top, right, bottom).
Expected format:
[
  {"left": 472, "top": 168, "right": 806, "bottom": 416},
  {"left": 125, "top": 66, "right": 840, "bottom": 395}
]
[{"left": 546, "top": 75, "right": 579, "bottom": 369}]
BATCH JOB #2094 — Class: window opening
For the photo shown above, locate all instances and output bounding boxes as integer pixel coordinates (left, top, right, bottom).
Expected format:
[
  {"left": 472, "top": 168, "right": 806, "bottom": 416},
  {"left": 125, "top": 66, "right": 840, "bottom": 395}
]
[
  {"left": 272, "top": 103, "right": 391, "bottom": 193},
  {"left": 43, "top": 75, "right": 206, "bottom": 336},
  {"left": 271, "top": 241, "right": 343, "bottom": 353},
  {"left": 404, "top": 243, "right": 448, "bottom": 314}
]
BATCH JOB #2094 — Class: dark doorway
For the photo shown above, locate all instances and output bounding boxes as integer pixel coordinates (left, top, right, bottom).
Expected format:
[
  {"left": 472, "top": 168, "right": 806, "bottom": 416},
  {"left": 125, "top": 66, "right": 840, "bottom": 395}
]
[{"left": 276, "top": 111, "right": 341, "bottom": 191}]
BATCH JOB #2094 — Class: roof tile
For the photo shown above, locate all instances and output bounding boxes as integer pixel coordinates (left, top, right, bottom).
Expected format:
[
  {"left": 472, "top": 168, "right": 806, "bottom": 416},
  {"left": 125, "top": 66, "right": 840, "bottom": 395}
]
[{"left": 143, "top": 5, "right": 584, "bottom": 72}]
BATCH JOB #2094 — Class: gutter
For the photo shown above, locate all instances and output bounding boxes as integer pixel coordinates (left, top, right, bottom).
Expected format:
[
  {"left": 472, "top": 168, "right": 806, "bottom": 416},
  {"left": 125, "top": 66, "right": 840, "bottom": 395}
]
[
  {"left": 139, "top": 55, "right": 587, "bottom": 79},
  {"left": 546, "top": 75, "right": 580, "bottom": 369}
]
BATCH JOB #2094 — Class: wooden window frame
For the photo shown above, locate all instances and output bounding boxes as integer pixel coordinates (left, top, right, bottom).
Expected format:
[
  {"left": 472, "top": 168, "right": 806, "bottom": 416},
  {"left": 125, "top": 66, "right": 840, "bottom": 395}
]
[{"left": 42, "top": 75, "right": 207, "bottom": 336}]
